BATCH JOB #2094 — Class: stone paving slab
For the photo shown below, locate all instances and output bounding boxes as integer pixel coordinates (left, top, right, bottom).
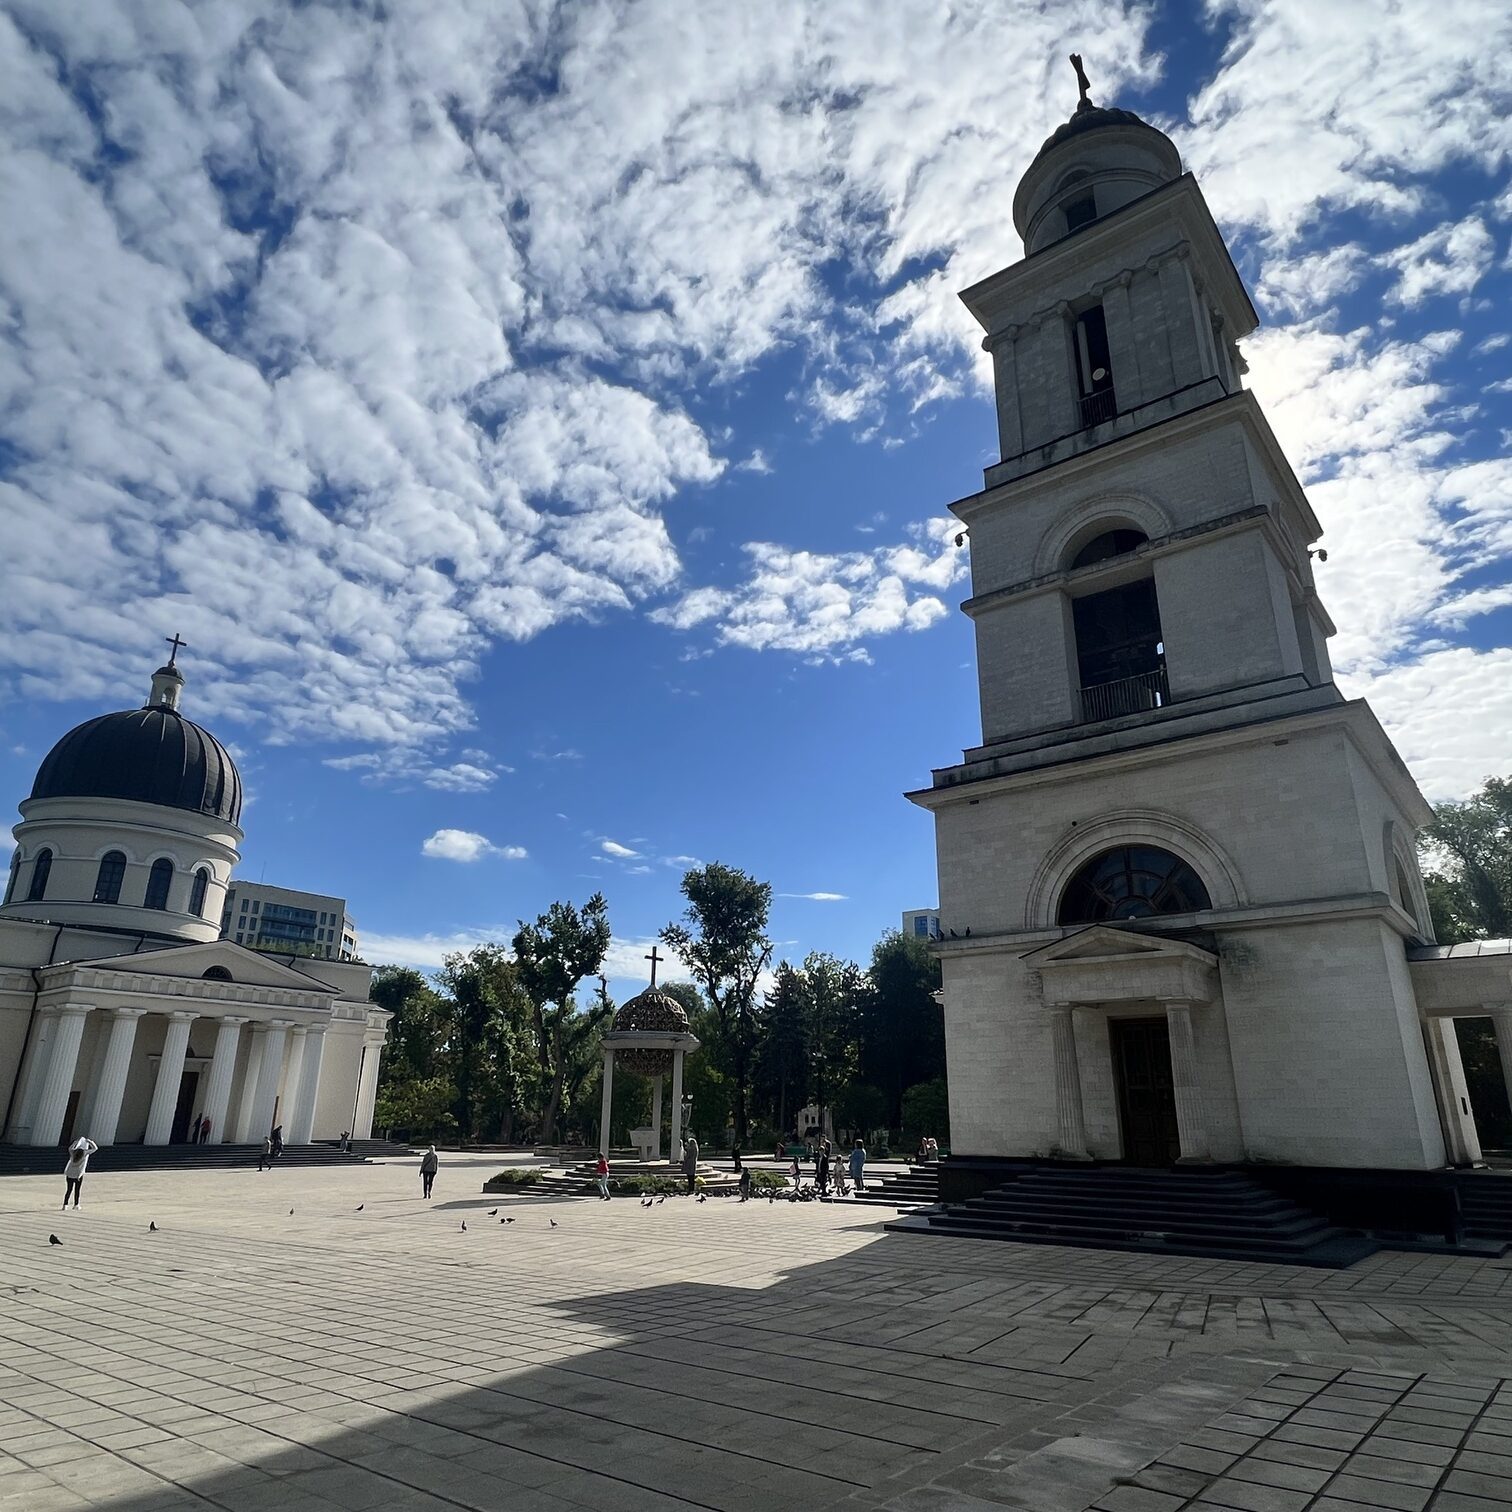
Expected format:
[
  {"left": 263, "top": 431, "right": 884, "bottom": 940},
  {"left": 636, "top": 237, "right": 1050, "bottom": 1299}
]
[{"left": 2, "top": 1155, "right": 1512, "bottom": 1511}]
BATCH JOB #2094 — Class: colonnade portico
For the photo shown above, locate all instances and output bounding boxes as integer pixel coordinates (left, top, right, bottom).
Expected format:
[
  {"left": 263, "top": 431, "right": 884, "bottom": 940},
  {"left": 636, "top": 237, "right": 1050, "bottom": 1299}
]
[{"left": 8, "top": 1000, "right": 341, "bottom": 1149}]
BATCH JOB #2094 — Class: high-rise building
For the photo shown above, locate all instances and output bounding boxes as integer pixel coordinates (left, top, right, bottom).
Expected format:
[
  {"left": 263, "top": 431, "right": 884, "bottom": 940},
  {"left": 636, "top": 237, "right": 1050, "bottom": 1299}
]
[
  {"left": 221, "top": 881, "right": 358, "bottom": 961},
  {"left": 902, "top": 909, "right": 942, "bottom": 941}
]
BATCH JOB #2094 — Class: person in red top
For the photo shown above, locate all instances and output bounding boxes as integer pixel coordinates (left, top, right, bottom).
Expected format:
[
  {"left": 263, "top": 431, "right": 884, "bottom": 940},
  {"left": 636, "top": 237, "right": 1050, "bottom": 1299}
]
[{"left": 594, "top": 1153, "right": 610, "bottom": 1200}]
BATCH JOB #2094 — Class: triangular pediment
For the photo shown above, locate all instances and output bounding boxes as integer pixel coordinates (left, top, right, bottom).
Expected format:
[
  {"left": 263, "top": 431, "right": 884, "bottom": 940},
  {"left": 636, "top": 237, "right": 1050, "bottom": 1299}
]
[
  {"left": 1022, "top": 925, "right": 1216, "bottom": 966},
  {"left": 61, "top": 938, "right": 337, "bottom": 992}
]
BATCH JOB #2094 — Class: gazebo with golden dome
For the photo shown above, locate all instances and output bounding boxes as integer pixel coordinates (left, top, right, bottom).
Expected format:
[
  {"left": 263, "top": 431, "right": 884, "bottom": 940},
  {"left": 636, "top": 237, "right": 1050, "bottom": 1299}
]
[{"left": 598, "top": 947, "right": 700, "bottom": 1161}]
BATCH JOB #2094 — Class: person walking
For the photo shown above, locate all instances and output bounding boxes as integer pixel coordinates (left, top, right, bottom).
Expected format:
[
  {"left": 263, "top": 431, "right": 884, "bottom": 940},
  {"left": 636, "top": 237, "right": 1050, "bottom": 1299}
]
[
  {"left": 683, "top": 1133, "right": 699, "bottom": 1196},
  {"left": 594, "top": 1152, "right": 611, "bottom": 1200},
  {"left": 420, "top": 1144, "right": 439, "bottom": 1199},
  {"left": 62, "top": 1136, "right": 98, "bottom": 1209},
  {"left": 257, "top": 1135, "right": 272, "bottom": 1171},
  {"left": 816, "top": 1139, "right": 831, "bottom": 1198},
  {"left": 270, "top": 1125, "right": 284, "bottom": 1161},
  {"left": 339, "top": 1130, "right": 351, "bottom": 1153},
  {"left": 849, "top": 1138, "right": 867, "bottom": 1194},
  {"left": 197, "top": 1115, "right": 211, "bottom": 1146}
]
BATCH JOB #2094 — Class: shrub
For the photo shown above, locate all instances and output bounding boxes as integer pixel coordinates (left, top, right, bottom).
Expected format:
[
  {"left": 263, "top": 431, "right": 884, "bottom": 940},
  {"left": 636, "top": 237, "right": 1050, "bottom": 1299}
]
[
  {"left": 609, "top": 1175, "right": 690, "bottom": 1196},
  {"left": 748, "top": 1170, "right": 787, "bottom": 1190},
  {"left": 485, "top": 1168, "right": 544, "bottom": 1187}
]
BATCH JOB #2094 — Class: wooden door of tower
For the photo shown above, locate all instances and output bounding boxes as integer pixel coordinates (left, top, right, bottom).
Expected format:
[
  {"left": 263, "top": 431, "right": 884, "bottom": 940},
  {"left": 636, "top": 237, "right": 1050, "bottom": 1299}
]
[{"left": 1111, "top": 1017, "right": 1180, "bottom": 1167}]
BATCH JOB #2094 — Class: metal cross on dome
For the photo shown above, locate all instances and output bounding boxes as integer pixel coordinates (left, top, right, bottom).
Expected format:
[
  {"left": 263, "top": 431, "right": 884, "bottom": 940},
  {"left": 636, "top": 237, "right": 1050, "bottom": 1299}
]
[
  {"left": 644, "top": 944, "right": 663, "bottom": 988},
  {"left": 164, "top": 633, "right": 187, "bottom": 666}
]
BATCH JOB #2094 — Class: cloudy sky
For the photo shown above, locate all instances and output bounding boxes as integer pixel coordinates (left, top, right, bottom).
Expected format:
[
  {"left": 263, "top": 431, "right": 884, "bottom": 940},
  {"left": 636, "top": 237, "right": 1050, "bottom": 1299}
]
[{"left": 1, "top": 0, "right": 1509, "bottom": 982}]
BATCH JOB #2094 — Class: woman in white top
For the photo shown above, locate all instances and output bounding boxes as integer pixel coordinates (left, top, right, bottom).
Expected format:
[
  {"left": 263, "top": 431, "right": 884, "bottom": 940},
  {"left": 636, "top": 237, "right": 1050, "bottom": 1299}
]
[{"left": 62, "top": 1137, "right": 99, "bottom": 1210}]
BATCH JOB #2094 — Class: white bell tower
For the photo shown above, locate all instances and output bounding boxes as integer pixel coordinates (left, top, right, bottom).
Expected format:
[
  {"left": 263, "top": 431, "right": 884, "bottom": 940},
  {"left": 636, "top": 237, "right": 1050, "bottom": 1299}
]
[{"left": 910, "top": 63, "right": 1473, "bottom": 1177}]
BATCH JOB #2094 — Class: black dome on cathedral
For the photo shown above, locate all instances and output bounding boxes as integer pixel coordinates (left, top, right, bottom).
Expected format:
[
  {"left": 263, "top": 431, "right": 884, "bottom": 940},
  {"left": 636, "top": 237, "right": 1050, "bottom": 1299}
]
[{"left": 30, "top": 704, "right": 242, "bottom": 825}]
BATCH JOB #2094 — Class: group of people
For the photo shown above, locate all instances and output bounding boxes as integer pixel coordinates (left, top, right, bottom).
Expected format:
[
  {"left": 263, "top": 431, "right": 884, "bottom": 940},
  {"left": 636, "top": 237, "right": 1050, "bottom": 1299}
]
[
  {"left": 188, "top": 1115, "right": 214, "bottom": 1144},
  {"left": 787, "top": 1137, "right": 867, "bottom": 1198},
  {"left": 917, "top": 1136, "right": 940, "bottom": 1162}
]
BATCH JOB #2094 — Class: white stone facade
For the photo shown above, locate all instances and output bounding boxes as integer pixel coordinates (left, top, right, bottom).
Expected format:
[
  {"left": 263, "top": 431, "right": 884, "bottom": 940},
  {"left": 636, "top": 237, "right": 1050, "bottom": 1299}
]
[
  {"left": 912, "top": 101, "right": 1512, "bottom": 1174},
  {"left": 0, "top": 662, "right": 388, "bottom": 1150}
]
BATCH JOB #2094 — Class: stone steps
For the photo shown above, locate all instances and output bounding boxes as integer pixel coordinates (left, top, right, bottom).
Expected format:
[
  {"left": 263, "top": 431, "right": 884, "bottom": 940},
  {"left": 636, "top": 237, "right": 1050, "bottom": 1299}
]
[
  {"left": 1454, "top": 1172, "right": 1512, "bottom": 1240},
  {"left": 847, "top": 1163, "right": 941, "bottom": 1208},
  {"left": 892, "top": 1165, "right": 1378, "bottom": 1268}
]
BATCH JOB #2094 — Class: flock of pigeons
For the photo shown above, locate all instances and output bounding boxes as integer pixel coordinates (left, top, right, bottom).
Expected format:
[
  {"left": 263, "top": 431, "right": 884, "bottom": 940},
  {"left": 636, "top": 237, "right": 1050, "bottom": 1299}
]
[{"left": 46, "top": 1184, "right": 731, "bottom": 1246}]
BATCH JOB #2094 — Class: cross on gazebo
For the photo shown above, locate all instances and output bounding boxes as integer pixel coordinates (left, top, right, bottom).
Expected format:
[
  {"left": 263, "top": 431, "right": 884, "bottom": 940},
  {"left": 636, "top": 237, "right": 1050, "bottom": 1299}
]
[
  {"left": 164, "top": 633, "right": 187, "bottom": 666},
  {"left": 645, "top": 944, "right": 663, "bottom": 988}
]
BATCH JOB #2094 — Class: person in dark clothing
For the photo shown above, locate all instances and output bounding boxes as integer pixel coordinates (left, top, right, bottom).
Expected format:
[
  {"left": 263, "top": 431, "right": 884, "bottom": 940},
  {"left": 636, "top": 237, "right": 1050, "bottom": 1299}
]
[
  {"left": 270, "top": 1126, "right": 284, "bottom": 1160},
  {"left": 197, "top": 1116, "right": 211, "bottom": 1145},
  {"left": 816, "top": 1140, "right": 831, "bottom": 1197},
  {"left": 420, "top": 1144, "right": 439, "bottom": 1199},
  {"left": 683, "top": 1134, "right": 699, "bottom": 1195},
  {"left": 257, "top": 1135, "right": 272, "bottom": 1171}
]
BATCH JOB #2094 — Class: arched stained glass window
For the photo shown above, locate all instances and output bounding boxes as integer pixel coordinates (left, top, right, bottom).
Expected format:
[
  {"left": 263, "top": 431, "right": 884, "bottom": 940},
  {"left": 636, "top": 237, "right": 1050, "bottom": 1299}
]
[
  {"left": 190, "top": 867, "right": 210, "bottom": 917},
  {"left": 1057, "top": 845, "right": 1211, "bottom": 925},
  {"left": 94, "top": 851, "right": 127, "bottom": 905},
  {"left": 201, "top": 965, "right": 232, "bottom": 982},
  {"left": 27, "top": 848, "right": 53, "bottom": 903},
  {"left": 144, "top": 857, "right": 174, "bottom": 910}
]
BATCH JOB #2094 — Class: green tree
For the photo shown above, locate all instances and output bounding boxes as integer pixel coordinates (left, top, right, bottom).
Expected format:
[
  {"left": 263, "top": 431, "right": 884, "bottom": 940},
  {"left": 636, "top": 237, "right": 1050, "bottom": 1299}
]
[
  {"left": 1421, "top": 776, "right": 1512, "bottom": 942},
  {"left": 661, "top": 863, "right": 773, "bottom": 1145},
  {"left": 862, "top": 930, "right": 945, "bottom": 1128},
  {"left": 512, "top": 894, "right": 613, "bottom": 1143},
  {"left": 901, "top": 1077, "right": 950, "bottom": 1148},
  {"left": 374, "top": 1074, "right": 457, "bottom": 1139},
  {"left": 798, "top": 952, "right": 865, "bottom": 1141},
  {"left": 754, "top": 962, "right": 808, "bottom": 1136},
  {"left": 435, "top": 945, "right": 523, "bottom": 1141},
  {"left": 370, "top": 966, "right": 449, "bottom": 1087},
  {"left": 660, "top": 980, "right": 732, "bottom": 1146}
]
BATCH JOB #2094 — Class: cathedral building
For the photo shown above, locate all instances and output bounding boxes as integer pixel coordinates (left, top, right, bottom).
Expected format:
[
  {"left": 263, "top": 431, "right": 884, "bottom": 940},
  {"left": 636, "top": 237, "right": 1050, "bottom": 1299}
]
[
  {"left": 910, "top": 77, "right": 1512, "bottom": 1193},
  {"left": 0, "top": 652, "right": 389, "bottom": 1150}
]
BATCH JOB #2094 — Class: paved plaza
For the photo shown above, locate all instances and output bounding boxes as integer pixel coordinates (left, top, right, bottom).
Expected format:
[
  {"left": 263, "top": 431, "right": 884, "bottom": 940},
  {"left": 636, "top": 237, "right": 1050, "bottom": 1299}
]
[{"left": 2, "top": 1156, "right": 1511, "bottom": 1512}]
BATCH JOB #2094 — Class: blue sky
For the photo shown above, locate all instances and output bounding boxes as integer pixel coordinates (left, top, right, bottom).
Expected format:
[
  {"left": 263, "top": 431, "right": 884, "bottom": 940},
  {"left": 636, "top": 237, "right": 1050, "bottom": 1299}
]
[{"left": 1, "top": 1, "right": 1509, "bottom": 987}]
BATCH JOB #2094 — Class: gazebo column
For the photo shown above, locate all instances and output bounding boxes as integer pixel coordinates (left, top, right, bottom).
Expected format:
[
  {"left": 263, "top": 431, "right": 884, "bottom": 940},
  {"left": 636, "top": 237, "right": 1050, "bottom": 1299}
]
[
  {"left": 598, "top": 1048, "right": 615, "bottom": 1159},
  {"left": 144, "top": 1011, "right": 197, "bottom": 1145},
  {"left": 651, "top": 1074, "right": 663, "bottom": 1160},
  {"left": 1164, "top": 1001, "right": 1211, "bottom": 1162},
  {"left": 1049, "top": 1003, "right": 1090, "bottom": 1160},
  {"left": 91, "top": 1009, "right": 147, "bottom": 1147},
  {"left": 1490, "top": 1005, "right": 1512, "bottom": 1118},
  {"left": 668, "top": 1048, "right": 685, "bottom": 1163}
]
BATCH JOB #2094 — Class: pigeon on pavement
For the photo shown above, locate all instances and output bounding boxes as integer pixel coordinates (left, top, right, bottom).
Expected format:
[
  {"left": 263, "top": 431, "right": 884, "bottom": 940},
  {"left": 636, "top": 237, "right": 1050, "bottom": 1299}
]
[
  {"left": 641, "top": 1197, "right": 653, "bottom": 1208},
  {"left": 655, "top": 1196, "right": 666, "bottom": 1205},
  {"left": 549, "top": 1219, "right": 559, "bottom": 1228},
  {"left": 488, "top": 1208, "right": 498, "bottom": 1216},
  {"left": 48, "top": 1234, "right": 61, "bottom": 1246},
  {"left": 149, "top": 1221, "right": 158, "bottom": 1232},
  {"left": 504, "top": 1217, "right": 515, "bottom": 1224},
  {"left": 289, "top": 1209, "right": 294, "bottom": 1216},
  {"left": 696, "top": 1193, "right": 707, "bottom": 1203},
  {"left": 460, "top": 1221, "right": 467, "bottom": 1232},
  {"left": 355, "top": 1204, "right": 364, "bottom": 1211}
]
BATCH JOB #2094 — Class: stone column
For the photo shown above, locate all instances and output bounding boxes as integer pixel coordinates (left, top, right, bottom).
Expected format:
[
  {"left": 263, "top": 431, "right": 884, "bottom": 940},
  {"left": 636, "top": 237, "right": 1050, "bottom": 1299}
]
[
  {"left": 288, "top": 1025, "right": 327, "bottom": 1143},
  {"left": 598, "top": 1048, "right": 615, "bottom": 1158},
  {"left": 248, "top": 1020, "right": 290, "bottom": 1142},
  {"left": 1101, "top": 272, "right": 1143, "bottom": 410},
  {"left": 280, "top": 1027, "right": 308, "bottom": 1135},
  {"left": 199, "top": 1017, "right": 246, "bottom": 1146},
  {"left": 1049, "top": 1003, "right": 1090, "bottom": 1160},
  {"left": 29, "top": 1005, "right": 92, "bottom": 1148},
  {"left": 1164, "top": 1001, "right": 1211, "bottom": 1162},
  {"left": 1157, "top": 248, "right": 1205, "bottom": 389},
  {"left": 353, "top": 1039, "right": 381, "bottom": 1139},
  {"left": 650, "top": 1074, "right": 663, "bottom": 1160},
  {"left": 9, "top": 1007, "right": 58, "bottom": 1141},
  {"left": 987, "top": 325, "right": 1023, "bottom": 458},
  {"left": 75, "top": 1025, "right": 115, "bottom": 1142},
  {"left": 91, "top": 1009, "right": 146, "bottom": 1147},
  {"left": 144, "top": 1011, "right": 196, "bottom": 1145},
  {"left": 668, "top": 1047, "right": 685, "bottom": 1164},
  {"left": 234, "top": 1023, "right": 268, "bottom": 1142}
]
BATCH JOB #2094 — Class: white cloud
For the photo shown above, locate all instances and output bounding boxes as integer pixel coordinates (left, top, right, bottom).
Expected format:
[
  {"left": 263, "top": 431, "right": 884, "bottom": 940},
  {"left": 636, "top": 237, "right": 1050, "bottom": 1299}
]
[
  {"left": 423, "top": 761, "right": 500, "bottom": 793},
  {"left": 655, "top": 518, "right": 966, "bottom": 659},
  {"left": 779, "top": 891, "right": 848, "bottom": 901},
  {"left": 600, "top": 839, "right": 640, "bottom": 859},
  {"left": 1255, "top": 244, "right": 1366, "bottom": 318},
  {"left": 1384, "top": 217, "right": 1496, "bottom": 307},
  {"left": 421, "top": 828, "right": 527, "bottom": 862}
]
